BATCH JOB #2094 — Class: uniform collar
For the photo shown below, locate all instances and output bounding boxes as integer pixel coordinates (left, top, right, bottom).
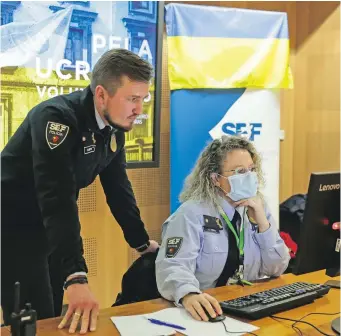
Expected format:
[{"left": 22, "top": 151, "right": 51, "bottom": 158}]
[
  {"left": 218, "top": 196, "right": 245, "bottom": 221},
  {"left": 94, "top": 104, "right": 113, "bottom": 131},
  {"left": 80, "top": 86, "right": 100, "bottom": 132},
  {"left": 80, "top": 86, "right": 115, "bottom": 133},
  {"left": 95, "top": 107, "right": 106, "bottom": 130}
]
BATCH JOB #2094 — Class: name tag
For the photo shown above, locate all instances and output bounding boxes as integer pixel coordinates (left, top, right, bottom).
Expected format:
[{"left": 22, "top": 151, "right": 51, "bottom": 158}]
[{"left": 84, "top": 145, "right": 96, "bottom": 155}]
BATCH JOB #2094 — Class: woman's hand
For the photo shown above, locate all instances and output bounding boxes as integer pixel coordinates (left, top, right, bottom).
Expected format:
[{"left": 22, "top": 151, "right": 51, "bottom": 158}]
[
  {"left": 235, "top": 197, "right": 270, "bottom": 232},
  {"left": 181, "top": 293, "right": 222, "bottom": 321}
]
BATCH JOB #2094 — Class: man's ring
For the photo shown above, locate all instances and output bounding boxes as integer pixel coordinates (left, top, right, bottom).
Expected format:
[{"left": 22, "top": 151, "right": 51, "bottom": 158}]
[{"left": 74, "top": 312, "right": 81, "bottom": 317}]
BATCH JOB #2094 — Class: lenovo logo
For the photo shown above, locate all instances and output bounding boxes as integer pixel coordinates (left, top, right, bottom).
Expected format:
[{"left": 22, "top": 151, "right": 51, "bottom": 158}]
[{"left": 319, "top": 184, "right": 340, "bottom": 191}]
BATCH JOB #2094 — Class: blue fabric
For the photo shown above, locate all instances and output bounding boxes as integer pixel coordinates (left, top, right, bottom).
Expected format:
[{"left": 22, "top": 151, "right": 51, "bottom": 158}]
[
  {"left": 170, "top": 89, "right": 245, "bottom": 212},
  {"left": 165, "top": 3, "right": 289, "bottom": 39}
]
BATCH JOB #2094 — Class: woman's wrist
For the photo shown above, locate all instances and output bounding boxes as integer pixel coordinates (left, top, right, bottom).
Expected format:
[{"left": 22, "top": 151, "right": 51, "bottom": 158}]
[
  {"left": 248, "top": 211, "right": 269, "bottom": 231},
  {"left": 257, "top": 220, "right": 270, "bottom": 232},
  {"left": 180, "top": 292, "right": 200, "bottom": 304}
]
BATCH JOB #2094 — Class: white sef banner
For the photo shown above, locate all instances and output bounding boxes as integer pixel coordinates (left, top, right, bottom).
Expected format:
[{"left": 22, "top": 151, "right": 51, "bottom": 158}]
[{"left": 209, "top": 89, "right": 280, "bottom": 226}]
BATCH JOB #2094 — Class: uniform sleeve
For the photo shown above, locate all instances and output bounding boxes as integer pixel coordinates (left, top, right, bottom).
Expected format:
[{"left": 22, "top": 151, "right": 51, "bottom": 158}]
[
  {"left": 99, "top": 146, "right": 149, "bottom": 248},
  {"left": 253, "top": 207, "right": 290, "bottom": 277},
  {"left": 30, "top": 107, "right": 87, "bottom": 280},
  {"left": 155, "top": 208, "right": 202, "bottom": 304}
]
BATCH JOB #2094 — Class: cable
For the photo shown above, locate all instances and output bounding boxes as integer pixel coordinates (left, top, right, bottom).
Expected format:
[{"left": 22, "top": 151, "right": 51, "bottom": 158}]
[
  {"left": 292, "top": 325, "right": 303, "bottom": 336},
  {"left": 292, "top": 312, "right": 341, "bottom": 336},
  {"left": 292, "top": 322, "right": 303, "bottom": 336},
  {"left": 270, "top": 312, "right": 341, "bottom": 336},
  {"left": 271, "top": 315, "right": 331, "bottom": 335},
  {"left": 221, "top": 320, "right": 258, "bottom": 335}
]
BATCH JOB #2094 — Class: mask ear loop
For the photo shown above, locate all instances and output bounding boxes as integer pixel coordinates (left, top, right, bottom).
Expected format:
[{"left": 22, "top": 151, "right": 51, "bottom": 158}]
[{"left": 211, "top": 173, "right": 229, "bottom": 196}]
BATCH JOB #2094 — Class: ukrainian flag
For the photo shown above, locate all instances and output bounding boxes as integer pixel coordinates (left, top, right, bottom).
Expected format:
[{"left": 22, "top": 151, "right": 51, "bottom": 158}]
[{"left": 165, "top": 4, "right": 293, "bottom": 90}]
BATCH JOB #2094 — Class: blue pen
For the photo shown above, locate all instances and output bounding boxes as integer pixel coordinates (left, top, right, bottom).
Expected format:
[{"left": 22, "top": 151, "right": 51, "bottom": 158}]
[{"left": 146, "top": 317, "right": 186, "bottom": 331}]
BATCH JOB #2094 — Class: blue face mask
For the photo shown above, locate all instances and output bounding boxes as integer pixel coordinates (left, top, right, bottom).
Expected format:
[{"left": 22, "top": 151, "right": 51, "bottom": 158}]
[{"left": 219, "top": 171, "right": 258, "bottom": 201}]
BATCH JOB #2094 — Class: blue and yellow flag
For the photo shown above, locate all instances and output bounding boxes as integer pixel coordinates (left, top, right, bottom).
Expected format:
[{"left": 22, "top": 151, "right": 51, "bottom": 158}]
[{"left": 165, "top": 4, "right": 293, "bottom": 90}]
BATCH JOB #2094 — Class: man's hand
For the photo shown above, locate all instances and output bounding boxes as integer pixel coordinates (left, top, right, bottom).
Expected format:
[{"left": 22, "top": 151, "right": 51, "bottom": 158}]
[
  {"left": 139, "top": 240, "right": 159, "bottom": 255},
  {"left": 182, "top": 293, "right": 222, "bottom": 321},
  {"left": 58, "top": 283, "right": 99, "bottom": 334}
]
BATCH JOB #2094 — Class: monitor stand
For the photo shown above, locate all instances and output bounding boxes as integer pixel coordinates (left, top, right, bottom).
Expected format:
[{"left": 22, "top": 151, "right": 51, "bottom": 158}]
[
  {"left": 326, "top": 267, "right": 340, "bottom": 278},
  {"left": 331, "top": 317, "right": 340, "bottom": 335}
]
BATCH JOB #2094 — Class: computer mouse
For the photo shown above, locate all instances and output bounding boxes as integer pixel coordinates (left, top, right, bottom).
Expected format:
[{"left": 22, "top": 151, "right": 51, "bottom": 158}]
[{"left": 202, "top": 306, "right": 226, "bottom": 323}]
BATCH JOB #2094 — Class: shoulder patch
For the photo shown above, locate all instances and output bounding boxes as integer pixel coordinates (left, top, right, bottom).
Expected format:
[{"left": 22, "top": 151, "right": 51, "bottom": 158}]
[
  {"left": 203, "top": 215, "right": 223, "bottom": 233},
  {"left": 46, "top": 121, "right": 69, "bottom": 150},
  {"left": 165, "top": 237, "right": 183, "bottom": 258}
]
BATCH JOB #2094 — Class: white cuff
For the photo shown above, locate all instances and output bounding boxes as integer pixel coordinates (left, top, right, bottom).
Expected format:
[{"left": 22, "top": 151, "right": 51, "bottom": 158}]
[{"left": 66, "top": 272, "right": 87, "bottom": 280}]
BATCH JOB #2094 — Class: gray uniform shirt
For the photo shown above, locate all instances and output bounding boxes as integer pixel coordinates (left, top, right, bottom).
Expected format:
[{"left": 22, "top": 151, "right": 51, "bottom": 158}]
[{"left": 155, "top": 197, "right": 290, "bottom": 304}]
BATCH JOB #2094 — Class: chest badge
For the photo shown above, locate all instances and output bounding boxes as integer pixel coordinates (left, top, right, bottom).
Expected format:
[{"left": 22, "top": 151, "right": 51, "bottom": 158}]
[
  {"left": 203, "top": 215, "right": 223, "bottom": 233},
  {"left": 110, "top": 134, "right": 117, "bottom": 152}
]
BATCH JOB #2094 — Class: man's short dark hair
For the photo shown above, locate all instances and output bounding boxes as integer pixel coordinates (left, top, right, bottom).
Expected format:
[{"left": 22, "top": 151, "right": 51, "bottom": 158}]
[{"left": 90, "top": 48, "right": 153, "bottom": 95}]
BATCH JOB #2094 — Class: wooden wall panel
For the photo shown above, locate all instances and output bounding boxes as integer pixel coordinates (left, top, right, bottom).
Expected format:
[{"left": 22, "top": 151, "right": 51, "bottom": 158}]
[
  {"left": 279, "top": 53, "right": 296, "bottom": 202},
  {"left": 293, "top": 5, "right": 340, "bottom": 194}
]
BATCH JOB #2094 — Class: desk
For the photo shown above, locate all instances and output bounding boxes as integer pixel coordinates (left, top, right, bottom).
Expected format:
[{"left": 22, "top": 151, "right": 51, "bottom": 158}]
[{"left": 1, "top": 270, "right": 339, "bottom": 335}]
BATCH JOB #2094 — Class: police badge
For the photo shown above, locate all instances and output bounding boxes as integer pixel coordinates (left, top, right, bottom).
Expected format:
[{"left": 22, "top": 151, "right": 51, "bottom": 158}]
[
  {"left": 165, "top": 237, "right": 183, "bottom": 258},
  {"left": 46, "top": 121, "right": 69, "bottom": 150}
]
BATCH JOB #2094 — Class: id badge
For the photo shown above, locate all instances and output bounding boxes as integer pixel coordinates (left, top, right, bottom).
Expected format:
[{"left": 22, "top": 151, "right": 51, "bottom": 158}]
[
  {"left": 237, "top": 265, "right": 244, "bottom": 280},
  {"left": 227, "top": 266, "right": 243, "bottom": 285},
  {"left": 227, "top": 276, "right": 239, "bottom": 285}
]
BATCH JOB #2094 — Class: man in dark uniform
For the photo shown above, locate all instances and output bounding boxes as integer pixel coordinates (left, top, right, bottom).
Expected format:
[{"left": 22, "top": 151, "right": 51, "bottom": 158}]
[{"left": 1, "top": 48, "right": 159, "bottom": 334}]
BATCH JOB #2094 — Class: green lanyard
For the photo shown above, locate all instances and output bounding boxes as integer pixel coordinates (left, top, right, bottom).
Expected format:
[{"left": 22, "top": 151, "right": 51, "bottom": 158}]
[
  {"left": 217, "top": 205, "right": 244, "bottom": 258},
  {"left": 217, "top": 205, "right": 252, "bottom": 286}
]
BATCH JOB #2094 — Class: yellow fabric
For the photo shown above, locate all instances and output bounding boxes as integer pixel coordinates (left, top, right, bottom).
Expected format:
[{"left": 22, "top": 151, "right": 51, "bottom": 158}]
[{"left": 167, "top": 36, "right": 293, "bottom": 90}]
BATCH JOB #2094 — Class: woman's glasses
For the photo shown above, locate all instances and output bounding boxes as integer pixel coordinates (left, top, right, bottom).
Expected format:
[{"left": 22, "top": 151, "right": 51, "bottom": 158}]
[{"left": 223, "top": 166, "right": 256, "bottom": 176}]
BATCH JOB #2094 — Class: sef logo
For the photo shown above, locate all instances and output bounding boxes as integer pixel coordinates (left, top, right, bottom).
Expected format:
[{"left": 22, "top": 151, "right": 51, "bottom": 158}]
[
  {"left": 168, "top": 238, "right": 182, "bottom": 245},
  {"left": 50, "top": 123, "right": 68, "bottom": 132},
  {"left": 221, "top": 122, "right": 262, "bottom": 141}
]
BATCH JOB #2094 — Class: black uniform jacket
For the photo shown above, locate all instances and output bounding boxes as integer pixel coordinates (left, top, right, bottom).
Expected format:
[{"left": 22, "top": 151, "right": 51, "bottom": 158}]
[{"left": 1, "top": 86, "right": 149, "bottom": 279}]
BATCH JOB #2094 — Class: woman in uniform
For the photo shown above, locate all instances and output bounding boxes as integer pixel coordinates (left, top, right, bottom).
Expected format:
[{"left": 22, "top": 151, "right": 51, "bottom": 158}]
[{"left": 155, "top": 135, "right": 290, "bottom": 321}]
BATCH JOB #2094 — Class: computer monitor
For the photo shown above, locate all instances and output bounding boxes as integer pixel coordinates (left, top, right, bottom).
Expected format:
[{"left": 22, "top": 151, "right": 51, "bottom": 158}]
[{"left": 293, "top": 172, "right": 340, "bottom": 276}]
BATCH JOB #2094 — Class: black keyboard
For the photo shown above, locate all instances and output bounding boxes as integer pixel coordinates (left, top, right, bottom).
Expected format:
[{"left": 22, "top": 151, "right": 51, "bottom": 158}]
[{"left": 220, "top": 282, "right": 331, "bottom": 320}]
